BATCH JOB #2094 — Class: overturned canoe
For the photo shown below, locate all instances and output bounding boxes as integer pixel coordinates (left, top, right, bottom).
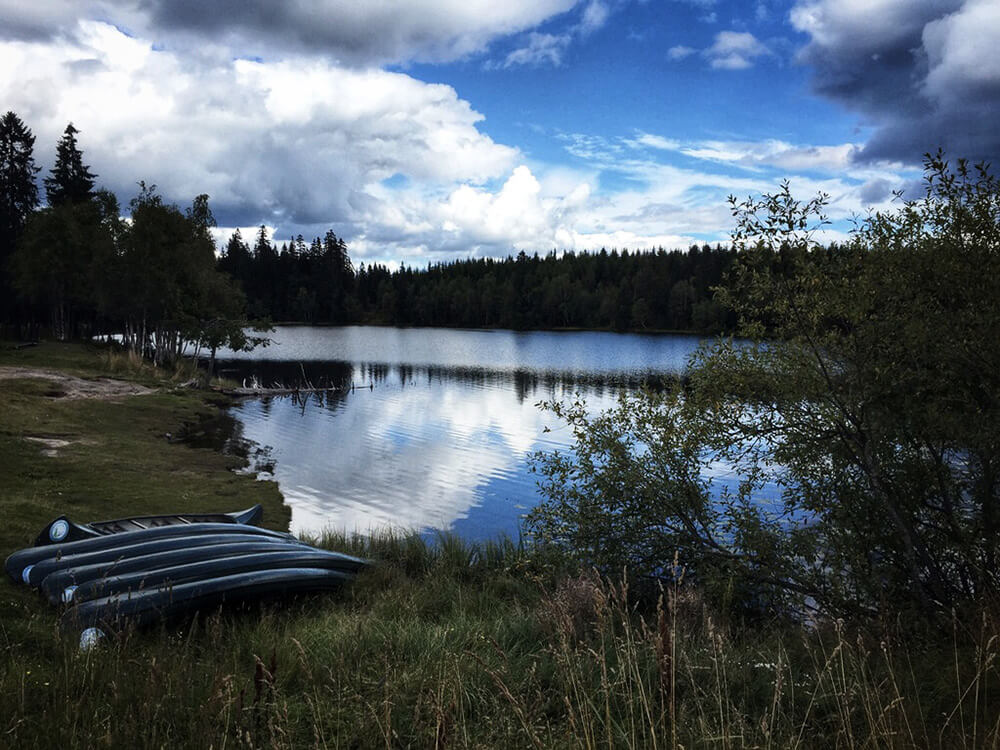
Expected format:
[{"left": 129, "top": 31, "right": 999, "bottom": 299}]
[
  {"left": 32, "top": 504, "right": 264, "bottom": 546},
  {"left": 6, "top": 522, "right": 294, "bottom": 584},
  {"left": 10, "top": 507, "right": 371, "bottom": 646},
  {"left": 62, "top": 548, "right": 368, "bottom": 605},
  {"left": 61, "top": 567, "right": 353, "bottom": 642},
  {"left": 23, "top": 532, "right": 309, "bottom": 588},
  {"left": 40, "top": 539, "right": 312, "bottom": 605}
]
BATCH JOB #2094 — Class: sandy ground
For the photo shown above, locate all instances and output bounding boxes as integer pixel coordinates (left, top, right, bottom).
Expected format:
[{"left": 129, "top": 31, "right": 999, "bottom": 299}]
[
  {"left": 0, "top": 366, "right": 157, "bottom": 400},
  {"left": 1, "top": 366, "right": 158, "bottom": 457}
]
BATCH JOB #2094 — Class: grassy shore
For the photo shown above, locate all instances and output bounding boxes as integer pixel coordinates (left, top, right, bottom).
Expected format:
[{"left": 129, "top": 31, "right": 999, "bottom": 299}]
[{"left": 1, "top": 342, "right": 997, "bottom": 748}]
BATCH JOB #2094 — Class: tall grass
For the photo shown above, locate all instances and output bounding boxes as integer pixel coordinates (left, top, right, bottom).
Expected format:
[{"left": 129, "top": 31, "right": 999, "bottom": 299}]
[
  {"left": 2, "top": 532, "right": 997, "bottom": 748},
  {"left": 101, "top": 345, "right": 240, "bottom": 389}
]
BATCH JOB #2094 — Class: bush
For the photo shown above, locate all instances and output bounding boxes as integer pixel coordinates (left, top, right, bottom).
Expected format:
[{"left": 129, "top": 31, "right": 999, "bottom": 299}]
[{"left": 528, "top": 152, "right": 1000, "bottom": 621}]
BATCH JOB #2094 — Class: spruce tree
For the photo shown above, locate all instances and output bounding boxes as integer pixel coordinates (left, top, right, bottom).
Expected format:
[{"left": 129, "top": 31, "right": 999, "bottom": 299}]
[
  {"left": 219, "top": 228, "right": 251, "bottom": 283},
  {"left": 0, "top": 111, "right": 40, "bottom": 325},
  {"left": 0, "top": 111, "right": 39, "bottom": 248},
  {"left": 44, "top": 123, "right": 96, "bottom": 206}
]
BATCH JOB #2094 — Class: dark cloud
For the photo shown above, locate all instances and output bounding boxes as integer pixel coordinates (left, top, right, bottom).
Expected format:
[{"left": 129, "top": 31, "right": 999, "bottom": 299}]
[
  {"left": 859, "top": 178, "right": 893, "bottom": 204},
  {"left": 143, "top": 0, "right": 580, "bottom": 65},
  {"left": 0, "top": 1, "right": 84, "bottom": 41},
  {"left": 0, "top": 0, "right": 580, "bottom": 65},
  {"left": 792, "top": 0, "right": 1000, "bottom": 165}
]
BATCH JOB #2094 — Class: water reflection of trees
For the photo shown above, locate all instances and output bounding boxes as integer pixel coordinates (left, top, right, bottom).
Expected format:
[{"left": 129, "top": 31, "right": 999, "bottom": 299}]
[
  {"left": 216, "top": 360, "right": 355, "bottom": 390},
  {"left": 215, "top": 358, "right": 675, "bottom": 403}
]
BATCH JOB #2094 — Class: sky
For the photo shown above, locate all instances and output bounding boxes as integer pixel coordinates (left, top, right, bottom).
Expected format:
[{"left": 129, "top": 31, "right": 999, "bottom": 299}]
[{"left": 1, "top": 0, "right": 998, "bottom": 267}]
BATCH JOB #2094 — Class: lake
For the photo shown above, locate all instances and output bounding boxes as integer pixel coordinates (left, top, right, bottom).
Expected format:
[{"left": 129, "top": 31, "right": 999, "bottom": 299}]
[{"left": 217, "top": 325, "right": 708, "bottom": 539}]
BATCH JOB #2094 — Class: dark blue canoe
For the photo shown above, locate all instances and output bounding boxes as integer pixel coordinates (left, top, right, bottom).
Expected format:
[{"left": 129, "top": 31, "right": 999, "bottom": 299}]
[
  {"left": 6, "top": 522, "right": 294, "bottom": 585},
  {"left": 62, "top": 567, "right": 353, "bottom": 643},
  {"left": 10, "top": 507, "right": 371, "bottom": 646},
  {"left": 23, "top": 532, "right": 309, "bottom": 589},
  {"left": 39, "top": 539, "right": 312, "bottom": 604},
  {"left": 62, "top": 548, "right": 368, "bottom": 605},
  {"left": 32, "top": 504, "right": 264, "bottom": 546}
]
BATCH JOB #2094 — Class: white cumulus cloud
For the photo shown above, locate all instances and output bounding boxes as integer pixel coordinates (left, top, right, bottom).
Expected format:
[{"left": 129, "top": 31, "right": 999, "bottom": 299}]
[
  {"left": 703, "top": 31, "right": 773, "bottom": 70},
  {"left": 921, "top": 0, "right": 1000, "bottom": 104},
  {"left": 0, "top": 22, "right": 517, "bottom": 235}
]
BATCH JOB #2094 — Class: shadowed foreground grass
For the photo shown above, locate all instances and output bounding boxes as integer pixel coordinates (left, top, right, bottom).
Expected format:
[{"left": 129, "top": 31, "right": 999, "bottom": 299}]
[
  {"left": 3, "top": 533, "right": 998, "bottom": 748},
  {"left": 1, "top": 343, "right": 998, "bottom": 748}
]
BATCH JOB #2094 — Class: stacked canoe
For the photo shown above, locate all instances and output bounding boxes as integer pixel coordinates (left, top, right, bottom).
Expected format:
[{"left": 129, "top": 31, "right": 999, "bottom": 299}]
[{"left": 5, "top": 505, "right": 367, "bottom": 648}]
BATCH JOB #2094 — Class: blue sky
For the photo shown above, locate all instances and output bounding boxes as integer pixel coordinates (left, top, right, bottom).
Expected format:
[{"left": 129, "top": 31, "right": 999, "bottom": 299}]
[
  {"left": 0, "top": 0, "right": 996, "bottom": 266},
  {"left": 406, "top": 1, "right": 846, "bottom": 153}
]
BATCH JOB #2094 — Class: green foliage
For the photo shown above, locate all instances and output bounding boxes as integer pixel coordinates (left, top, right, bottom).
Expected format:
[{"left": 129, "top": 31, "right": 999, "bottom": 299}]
[
  {"left": 117, "top": 186, "right": 266, "bottom": 367},
  {"left": 2, "top": 113, "right": 264, "bottom": 360},
  {"left": 530, "top": 153, "right": 1000, "bottom": 620},
  {"left": 220, "top": 231, "right": 734, "bottom": 331},
  {"left": 350, "top": 246, "right": 735, "bottom": 331},
  {"left": 12, "top": 199, "right": 117, "bottom": 340},
  {"left": 220, "top": 225, "right": 356, "bottom": 324},
  {"left": 0, "top": 112, "right": 39, "bottom": 252}
]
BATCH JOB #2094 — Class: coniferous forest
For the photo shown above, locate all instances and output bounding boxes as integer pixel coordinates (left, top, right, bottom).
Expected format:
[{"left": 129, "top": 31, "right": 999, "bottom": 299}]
[{"left": 221, "top": 228, "right": 735, "bottom": 332}]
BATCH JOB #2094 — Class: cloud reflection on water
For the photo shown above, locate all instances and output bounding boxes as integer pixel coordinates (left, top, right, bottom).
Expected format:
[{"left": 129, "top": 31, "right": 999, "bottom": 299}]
[
  {"left": 221, "top": 326, "right": 706, "bottom": 539},
  {"left": 230, "top": 363, "right": 624, "bottom": 538}
]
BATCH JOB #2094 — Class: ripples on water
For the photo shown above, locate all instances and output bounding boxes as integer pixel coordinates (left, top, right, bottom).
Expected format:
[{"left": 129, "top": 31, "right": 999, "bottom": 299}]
[{"left": 219, "top": 326, "right": 708, "bottom": 539}]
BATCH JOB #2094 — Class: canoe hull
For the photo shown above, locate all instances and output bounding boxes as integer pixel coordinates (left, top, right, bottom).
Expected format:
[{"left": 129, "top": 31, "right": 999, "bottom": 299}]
[
  {"left": 40, "top": 538, "right": 310, "bottom": 604},
  {"left": 62, "top": 567, "right": 353, "bottom": 636},
  {"left": 25, "top": 532, "right": 310, "bottom": 588},
  {"left": 6, "top": 521, "right": 293, "bottom": 584},
  {"left": 32, "top": 505, "right": 264, "bottom": 546},
  {"left": 8, "top": 507, "right": 371, "bottom": 645},
  {"left": 64, "top": 548, "right": 368, "bottom": 605}
]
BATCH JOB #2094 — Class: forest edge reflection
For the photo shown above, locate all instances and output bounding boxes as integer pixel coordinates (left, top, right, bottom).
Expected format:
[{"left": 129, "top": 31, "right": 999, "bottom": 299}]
[
  {"left": 215, "top": 358, "right": 679, "bottom": 405},
  {"left": 214, "top": 325, "right": 709, "bottom": 539}
]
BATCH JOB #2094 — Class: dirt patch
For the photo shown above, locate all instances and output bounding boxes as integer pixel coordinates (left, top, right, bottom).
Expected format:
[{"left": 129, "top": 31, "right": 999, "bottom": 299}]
[
  {"left": 24, "top": 436, "right": 76, "bottom": 457},
  {"left": 0, "top": 366, "right": 157, "bottom": 400}
]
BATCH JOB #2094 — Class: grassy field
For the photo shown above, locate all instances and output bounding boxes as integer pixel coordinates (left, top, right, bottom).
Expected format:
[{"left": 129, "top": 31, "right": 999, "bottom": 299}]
[{"left": 1, "top": 342, "right": 997, "bottom": 748}]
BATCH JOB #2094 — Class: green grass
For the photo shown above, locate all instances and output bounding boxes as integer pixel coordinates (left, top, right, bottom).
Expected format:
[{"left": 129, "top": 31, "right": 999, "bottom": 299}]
[
  {"left": 1, "top": 342, "right": 998, "bottom": 748},
  {"left": 0, "top": 341, "right": 287, "bottom": 664}
]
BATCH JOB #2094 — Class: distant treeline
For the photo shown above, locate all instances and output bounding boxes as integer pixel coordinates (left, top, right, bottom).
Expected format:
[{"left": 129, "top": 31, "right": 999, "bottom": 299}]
[{"left": 220, "top": 228, "right": 737, "bottom": 332}]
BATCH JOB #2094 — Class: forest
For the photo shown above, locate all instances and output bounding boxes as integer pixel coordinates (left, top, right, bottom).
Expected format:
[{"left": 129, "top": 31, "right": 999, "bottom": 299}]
[
  {"left": 1, "top": 110, "right": 733, "bottom": 353},
  {"left": 222, "top": 228, "right": 735, "bottom": 331},
  {"left": 0, "top": 113, "right": 255, "bottom": 369}
]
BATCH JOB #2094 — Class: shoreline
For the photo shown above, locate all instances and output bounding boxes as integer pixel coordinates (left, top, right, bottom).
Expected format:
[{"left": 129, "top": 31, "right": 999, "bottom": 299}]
[
  {"left": 0, "top": 340, "right": 291, "bottom": 547},
  {"left": 258, "top": 320, "right": 722, "bottom": 336}
]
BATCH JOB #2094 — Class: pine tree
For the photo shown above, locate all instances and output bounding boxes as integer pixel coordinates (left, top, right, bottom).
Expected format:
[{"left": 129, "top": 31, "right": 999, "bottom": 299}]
[
  {"left": 252, "top": 225, "right": 272, "bottom": 259},
  {"left": 0, "top": 111, "right": 41, "bottom": 326},
  {"left": 44, "top": 123, "right": 96, "bottom": 206},
  {"left": 0, "top": 111, "right": 39, "bottom": 249},
  {"left": 219, "top": 228, "right": 251, "bottom": 282}
]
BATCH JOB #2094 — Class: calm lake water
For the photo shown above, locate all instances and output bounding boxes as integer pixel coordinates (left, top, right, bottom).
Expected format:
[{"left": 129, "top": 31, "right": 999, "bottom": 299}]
[{"left": 218, "top": 326, "right": 708, "bottom": 539}]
